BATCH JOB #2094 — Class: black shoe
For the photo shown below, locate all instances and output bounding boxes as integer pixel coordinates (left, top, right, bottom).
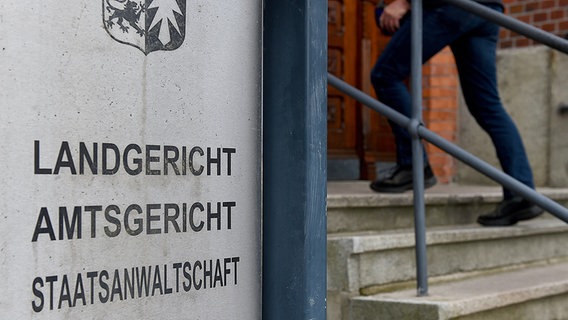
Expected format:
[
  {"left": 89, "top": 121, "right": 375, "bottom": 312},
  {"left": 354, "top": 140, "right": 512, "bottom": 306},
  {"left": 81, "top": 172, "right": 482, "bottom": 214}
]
[
  {"left": 370, "top": 165, "right": 437, "bottom": 193},
  {"left": 477, "top": 197, "right": 544, "bottom": 226}
]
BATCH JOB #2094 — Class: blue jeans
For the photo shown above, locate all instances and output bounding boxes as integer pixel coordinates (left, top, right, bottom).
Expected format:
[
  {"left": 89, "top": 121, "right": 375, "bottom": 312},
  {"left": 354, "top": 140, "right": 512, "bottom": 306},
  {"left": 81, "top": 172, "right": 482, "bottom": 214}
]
[{"left": 370, "top": 3, "right": 534, "bottom": 199}]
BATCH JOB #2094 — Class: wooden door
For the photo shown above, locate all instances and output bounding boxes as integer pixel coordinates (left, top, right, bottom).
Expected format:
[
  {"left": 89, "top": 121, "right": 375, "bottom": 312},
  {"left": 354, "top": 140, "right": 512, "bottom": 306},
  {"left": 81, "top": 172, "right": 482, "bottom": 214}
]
[
  {"left": 327, "top": 0, "right": 396, "bottom": 180},
  {"left": 328, "top": 0, "right": 360, "bottom": 174}
]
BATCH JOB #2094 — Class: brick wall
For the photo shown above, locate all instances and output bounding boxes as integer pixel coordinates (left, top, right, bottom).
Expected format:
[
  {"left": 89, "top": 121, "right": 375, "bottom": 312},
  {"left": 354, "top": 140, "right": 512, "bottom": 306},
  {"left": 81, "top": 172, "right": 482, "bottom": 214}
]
[
  {"left": 500, "top": 0, "right": 568, "bottom": 48},
  {"left": 423, "top": 48, "right": 459, "bottom": 184}
]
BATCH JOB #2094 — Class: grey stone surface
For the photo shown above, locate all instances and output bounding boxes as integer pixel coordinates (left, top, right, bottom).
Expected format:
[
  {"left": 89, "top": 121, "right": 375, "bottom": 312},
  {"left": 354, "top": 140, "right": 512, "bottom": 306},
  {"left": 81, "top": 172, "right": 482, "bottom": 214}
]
[
  {"left": 327, "top": 182, "right": 568, "bottom": 320},
  {"left": 328, "top": 219, "right": 568, "bottom": 292},
  {"left": 1, "top": 1, "right": 263, "bottom": 317},
  {"left": 327, "top": 181, "right": 568, "bottom": 233},
  {"left": 549, "top": 49, "right": 568, "bottom": 187},
  {"left": 328, "top": 158, "right": 361, "bottom": 180},
  {"left": 349, "top": 261, "right": 568, "bottom": 320}
]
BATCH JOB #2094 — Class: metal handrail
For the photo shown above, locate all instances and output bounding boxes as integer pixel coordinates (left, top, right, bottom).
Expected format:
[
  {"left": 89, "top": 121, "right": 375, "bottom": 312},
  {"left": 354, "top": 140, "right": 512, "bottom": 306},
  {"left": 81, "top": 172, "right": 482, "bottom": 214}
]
[
  {"left": 327, "top": 0, "right": 568, "bottom": 297},
  {"left": 443, "top": 0, "right": 568, "bottom": 55},
  {"left": 327, "top": 74, "right": 568, "bottom": 222}
]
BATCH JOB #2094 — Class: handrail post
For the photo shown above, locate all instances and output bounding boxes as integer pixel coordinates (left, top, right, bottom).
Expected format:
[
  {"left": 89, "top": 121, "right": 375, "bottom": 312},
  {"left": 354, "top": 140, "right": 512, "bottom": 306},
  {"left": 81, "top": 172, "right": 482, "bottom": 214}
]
[{"left": 410, "top": 0, "right": 429, "bottom": 297}]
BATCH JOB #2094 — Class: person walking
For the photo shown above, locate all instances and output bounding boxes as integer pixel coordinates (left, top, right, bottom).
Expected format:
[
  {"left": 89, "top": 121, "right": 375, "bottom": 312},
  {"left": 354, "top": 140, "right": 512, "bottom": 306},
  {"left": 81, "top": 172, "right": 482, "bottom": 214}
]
[{"left": 369, "top": 0, "right": 543, "bottom": 226}]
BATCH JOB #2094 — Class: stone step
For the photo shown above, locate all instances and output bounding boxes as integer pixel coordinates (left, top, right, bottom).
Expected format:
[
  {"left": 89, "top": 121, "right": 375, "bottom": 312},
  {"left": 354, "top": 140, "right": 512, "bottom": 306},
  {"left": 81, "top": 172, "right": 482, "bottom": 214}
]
[
  {"left": 327, "top": 182, "right": 568, "bottom": 234},
  {"left": 327, "top": 183, "right": 568, "bottom": 320},
  {"left": 328, "top": 218, "right": 568, "bottom": 294},
  {"left": 349, "top": 260, "right": 568, "bottom": 320}
]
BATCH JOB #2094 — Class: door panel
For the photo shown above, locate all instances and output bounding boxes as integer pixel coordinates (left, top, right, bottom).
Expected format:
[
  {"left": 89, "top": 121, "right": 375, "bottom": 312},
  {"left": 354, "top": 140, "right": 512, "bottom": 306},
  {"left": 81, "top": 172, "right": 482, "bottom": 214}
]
[
  {"left": 327, "top": 0, "right": 396, "bottom": 180},
  {"left": 328, "top": 0, "right": 359, "bottom": 157}
]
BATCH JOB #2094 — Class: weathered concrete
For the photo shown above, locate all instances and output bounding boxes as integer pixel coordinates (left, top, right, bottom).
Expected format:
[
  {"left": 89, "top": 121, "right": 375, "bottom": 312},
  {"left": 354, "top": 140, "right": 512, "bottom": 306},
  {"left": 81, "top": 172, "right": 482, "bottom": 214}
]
[
  {"left": 327, "top": 182, "right": 568, "bottom": 320},
  {"left": 328, "top": 219, "right": 568, "bottom": 293},
  {"left": 350, "top": 261, "right": 568, "bottom": 320},
  {"left": 327, "top": 181, "right": 568, "bottom": 233},
  {"left": 1, "top": 1, "right": 262, "bottom": 318},
  {"left": 549, "top": 49, "right": 568, "bottom": 187}
]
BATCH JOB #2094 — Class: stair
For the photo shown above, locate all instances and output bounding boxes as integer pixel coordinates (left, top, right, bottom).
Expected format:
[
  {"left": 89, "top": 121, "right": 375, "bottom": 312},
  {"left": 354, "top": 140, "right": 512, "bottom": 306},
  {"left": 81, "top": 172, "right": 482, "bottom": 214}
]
[{"left": 327, "top": 182, "right": 568, "bottom": 320}]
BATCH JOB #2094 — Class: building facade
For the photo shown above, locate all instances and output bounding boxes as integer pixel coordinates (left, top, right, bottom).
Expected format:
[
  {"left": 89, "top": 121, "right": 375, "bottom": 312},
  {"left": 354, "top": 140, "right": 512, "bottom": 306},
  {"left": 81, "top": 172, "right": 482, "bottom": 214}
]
[{"left": 328, "top": 0, "right": 568, "bottom": 182}]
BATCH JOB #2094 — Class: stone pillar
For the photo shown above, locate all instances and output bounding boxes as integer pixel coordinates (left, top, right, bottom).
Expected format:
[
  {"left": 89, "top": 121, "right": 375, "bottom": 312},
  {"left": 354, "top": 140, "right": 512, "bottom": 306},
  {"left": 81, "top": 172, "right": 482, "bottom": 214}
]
[
  {"left": 0, "top": 0, "right": 262, "bottom": 318},
  {"left": 549, "top": 49, "right": 568, "bottom": 187}
]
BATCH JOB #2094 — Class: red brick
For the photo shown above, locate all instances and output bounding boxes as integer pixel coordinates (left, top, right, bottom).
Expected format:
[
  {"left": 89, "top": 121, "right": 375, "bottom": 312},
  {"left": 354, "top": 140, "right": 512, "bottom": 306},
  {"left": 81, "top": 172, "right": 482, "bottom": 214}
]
[
  {"left": 428, "top": 76, "right": 457, "bottom": 87},
  {"left": 559, "top": 20, "right": 568, "bottom": 30},
  {"left": 534, "top": 12, "right": 549, "bottom": 23},
  {"left": 427, "top": 98, "right": 458, "bottom": 110},
  {"left": 525, "top": 2, "right": 539, "bottom": 11},
  {"left": 428, "top": 56, "right": 456, "bottom": 66},
  {"left": 550, "top": 9, "right": 565, "bottom": 20},
  {"left": 540, "top": 0, "right": 556, "bottom": 9},
  {"left": 425, "top": 110, "right": 456, "bottom": 121},
  {"left": 424, "top": 88, "right": 457, "bottom": 98},
  {"left": 427, "top": 121, "right": 457, "bottom": 133},
  {"left": 427, "top": 65, "right": 457, "bottom": 75},
  {"left": 424, "top": 145, "right": 444, "bottom": 157},
  {"left": 542, "top": 22, "right": 557, "bottom": 33},
  {"left": 517, "top": 14, "right": 532, "bottom": 23},
  {"left": 500, "top": 28, "right": 512, "bottom": 39},
  {"left": 515, "top": 38, "right": 531, "bottom": 47},
  {"left": 427, "top": 153, "right": 454, "bottom": 166},
  {"left": 509, "top": 4, "right": 524, "bottom": 14},
  {"left": 430, "top": 133, "right": 457, "bottom": 145}
]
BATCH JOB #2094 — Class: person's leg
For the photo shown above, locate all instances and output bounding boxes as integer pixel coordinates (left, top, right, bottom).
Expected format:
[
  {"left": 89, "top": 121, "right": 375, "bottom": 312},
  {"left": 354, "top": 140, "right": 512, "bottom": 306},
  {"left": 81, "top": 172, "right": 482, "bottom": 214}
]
[
  {"left": 449, "top": 4, "right": 535, "bottom": 200},
  {"left": 369, "top": 16, "right": 435, "bottom": 192},
  {"left": 370, "top": 15, "right": 416, "bottom": 168},
  {"left": 369, "top": 5, "right": 481, "bottom": 191},
  {"left": 449, "top": 4, "right": 542, "bottom": 225}
]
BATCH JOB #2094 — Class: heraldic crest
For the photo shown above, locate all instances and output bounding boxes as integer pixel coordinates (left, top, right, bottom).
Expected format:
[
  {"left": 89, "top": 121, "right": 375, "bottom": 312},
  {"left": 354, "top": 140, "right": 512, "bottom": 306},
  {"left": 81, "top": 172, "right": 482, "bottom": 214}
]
[{"left": 103, "top": 0, "right": 186, "bottom": 54}]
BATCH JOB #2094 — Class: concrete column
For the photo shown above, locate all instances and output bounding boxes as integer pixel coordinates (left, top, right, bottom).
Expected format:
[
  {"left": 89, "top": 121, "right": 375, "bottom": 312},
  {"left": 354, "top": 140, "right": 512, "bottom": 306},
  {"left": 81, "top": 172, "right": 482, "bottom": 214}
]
[{"left": 1, "top": 0, "right": 262, "bottom": 318}]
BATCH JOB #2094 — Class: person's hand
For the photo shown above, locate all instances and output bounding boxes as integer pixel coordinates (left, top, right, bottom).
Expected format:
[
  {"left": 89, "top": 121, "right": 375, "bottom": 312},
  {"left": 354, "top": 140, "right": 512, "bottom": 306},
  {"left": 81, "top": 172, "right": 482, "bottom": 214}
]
[{"left": 379, "top": 0, "right": 410, "bottom": 35}]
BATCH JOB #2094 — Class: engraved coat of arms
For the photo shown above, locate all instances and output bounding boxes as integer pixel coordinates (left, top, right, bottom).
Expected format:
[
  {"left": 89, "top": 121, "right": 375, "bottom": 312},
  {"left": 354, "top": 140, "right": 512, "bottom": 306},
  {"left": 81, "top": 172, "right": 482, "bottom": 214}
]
[{"left": 103, "top": 0, "right": 186, "bottom": 54}]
